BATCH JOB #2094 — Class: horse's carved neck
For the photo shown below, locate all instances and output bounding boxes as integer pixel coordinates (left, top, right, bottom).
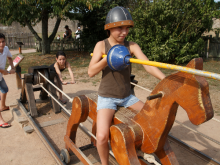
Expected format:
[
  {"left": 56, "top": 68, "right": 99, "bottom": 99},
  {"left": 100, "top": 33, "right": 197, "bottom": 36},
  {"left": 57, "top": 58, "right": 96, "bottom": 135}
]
[
  {"left": 133, "top": 58, "right": 213, "bottom": 154},
  {"left": 133, "top": 74, "right": 181, "bottom": 153}
]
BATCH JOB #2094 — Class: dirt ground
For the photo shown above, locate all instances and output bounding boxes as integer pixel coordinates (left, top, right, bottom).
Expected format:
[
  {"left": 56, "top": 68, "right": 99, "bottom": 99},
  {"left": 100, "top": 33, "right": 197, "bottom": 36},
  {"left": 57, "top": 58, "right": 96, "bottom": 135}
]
[
  {"left": 1, "top": 73, "right": 220, "bottom": 165},
  {"left": 0, "top": 50, "right": 220, "bottom": 165}
]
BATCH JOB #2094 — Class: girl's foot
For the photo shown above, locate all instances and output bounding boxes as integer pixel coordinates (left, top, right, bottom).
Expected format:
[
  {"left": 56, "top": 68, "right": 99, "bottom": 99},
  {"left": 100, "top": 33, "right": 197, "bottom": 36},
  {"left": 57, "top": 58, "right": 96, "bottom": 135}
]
[
  {"left": 0, "top": 106, "right": 10, "bottom": 112},
  {"left": 59, "top": 99, "right": 67, "bottom": 104},
  {"left": 0, "top": 123, "right": 11, "bottom": 128}
]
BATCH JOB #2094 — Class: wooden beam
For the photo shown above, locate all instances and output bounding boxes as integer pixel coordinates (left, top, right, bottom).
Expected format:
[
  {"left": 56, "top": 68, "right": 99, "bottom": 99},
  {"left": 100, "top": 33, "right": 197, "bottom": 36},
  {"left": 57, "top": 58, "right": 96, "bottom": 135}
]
[{"left": 25, "top": 83, "right": 38, "bottom": 117}]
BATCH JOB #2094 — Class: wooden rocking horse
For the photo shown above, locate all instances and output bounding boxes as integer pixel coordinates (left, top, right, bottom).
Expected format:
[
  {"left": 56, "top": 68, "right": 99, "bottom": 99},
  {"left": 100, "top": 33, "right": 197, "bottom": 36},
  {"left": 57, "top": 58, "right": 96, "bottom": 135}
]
[{"left": 64, "top": 58, "right": 213, "bottom": 165}]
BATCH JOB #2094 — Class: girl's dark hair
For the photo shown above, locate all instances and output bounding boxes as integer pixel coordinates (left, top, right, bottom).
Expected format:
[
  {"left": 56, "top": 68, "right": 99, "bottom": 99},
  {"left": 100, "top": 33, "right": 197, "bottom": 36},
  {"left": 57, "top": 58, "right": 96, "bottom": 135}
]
[
  {"left": 56, "top": 51, "right": 66, "bottom": 58},
  {"left": 0, "top": 33, "right": 5, "bottom": 39},
  {"left": 106, "top": 30, "right": 110, "bottom": 37}
]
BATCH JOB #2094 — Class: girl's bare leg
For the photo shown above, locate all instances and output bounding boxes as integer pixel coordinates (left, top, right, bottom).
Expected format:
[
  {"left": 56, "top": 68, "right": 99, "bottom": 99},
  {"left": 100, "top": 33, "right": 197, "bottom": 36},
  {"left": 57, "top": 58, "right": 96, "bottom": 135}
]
[
  {"left": 58, "top": 91, "right": 62, "bottom": 100},
  {"left": 96, "top": 108, "right": 115, "bottom": 165},
  {"left": 0, "top": 92, "right": 7, "bottom": 110},
  {"left": 128, "top": 100, "right": 144, "bottom": 112}
]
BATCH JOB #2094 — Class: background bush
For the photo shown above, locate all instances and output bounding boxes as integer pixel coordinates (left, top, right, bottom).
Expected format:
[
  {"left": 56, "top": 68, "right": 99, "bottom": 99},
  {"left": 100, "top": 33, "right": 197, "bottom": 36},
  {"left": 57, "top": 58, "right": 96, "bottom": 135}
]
[{"left": 127, "top": 0, "right": 216, "bottom": 64}]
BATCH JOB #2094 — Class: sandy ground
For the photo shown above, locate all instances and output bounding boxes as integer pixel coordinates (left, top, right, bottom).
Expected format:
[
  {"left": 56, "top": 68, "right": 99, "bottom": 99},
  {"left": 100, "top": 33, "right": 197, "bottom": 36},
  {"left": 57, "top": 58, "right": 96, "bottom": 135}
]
[
  {"left": 0, "top": 49, "right": 220, "bottom": 165},
  {"left": 10, "top": 49, "right": 36, "bottom": 56}
]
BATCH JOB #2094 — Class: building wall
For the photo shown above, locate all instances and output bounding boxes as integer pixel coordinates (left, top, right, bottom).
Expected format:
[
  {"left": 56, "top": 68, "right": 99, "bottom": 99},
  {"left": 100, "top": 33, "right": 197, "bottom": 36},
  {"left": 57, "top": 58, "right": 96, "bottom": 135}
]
[
  {"left": 0, "top": 18, "right": 79, "bottom": 36},
  {"left": 203, "top": 18, "right": 220, "bottom": 37}
]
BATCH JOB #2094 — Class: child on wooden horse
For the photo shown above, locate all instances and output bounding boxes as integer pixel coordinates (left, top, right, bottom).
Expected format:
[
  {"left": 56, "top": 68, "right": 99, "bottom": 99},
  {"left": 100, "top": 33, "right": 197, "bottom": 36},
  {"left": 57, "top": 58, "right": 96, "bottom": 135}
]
[
  {"left": 50, "top": 51, "right": 76, "bottom": 104},
  {"left": 88, "top": 6, "right": 166, "bottom": 165}
]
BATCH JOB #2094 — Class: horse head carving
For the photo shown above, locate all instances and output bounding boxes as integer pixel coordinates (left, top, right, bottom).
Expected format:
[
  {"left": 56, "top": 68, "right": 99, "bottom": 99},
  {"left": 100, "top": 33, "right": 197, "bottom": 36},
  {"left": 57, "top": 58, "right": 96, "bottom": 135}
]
[{"left": 133, "top": 58, "right": 213, "bottom": 155}]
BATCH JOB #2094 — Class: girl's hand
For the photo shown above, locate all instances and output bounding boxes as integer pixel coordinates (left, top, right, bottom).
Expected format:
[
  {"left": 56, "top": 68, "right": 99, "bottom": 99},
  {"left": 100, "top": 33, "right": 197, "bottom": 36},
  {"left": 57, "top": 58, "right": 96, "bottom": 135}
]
[
  {"left": 3, "top": 70, "right": 9, "bottom": 75},
  {"left": 62, "top": 81, "right": 68, "bottom": 85},
  {"left": 10, "top": 69, "right": 15, "bottom": 74},
  {"left": 70, "top": 81, "right": 76, "bottom": 84}
]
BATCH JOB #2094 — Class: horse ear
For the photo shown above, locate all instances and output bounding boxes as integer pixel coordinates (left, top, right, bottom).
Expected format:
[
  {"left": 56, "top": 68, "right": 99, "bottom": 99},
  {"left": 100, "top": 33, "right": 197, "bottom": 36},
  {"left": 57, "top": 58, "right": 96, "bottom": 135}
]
[{"left": 185, "top": 58, "right": 203, "bottom": 70}]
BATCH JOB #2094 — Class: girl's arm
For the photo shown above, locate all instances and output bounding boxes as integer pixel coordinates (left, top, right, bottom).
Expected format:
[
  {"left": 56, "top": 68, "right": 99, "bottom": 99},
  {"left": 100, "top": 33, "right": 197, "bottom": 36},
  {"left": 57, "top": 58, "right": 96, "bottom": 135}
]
[
  {"left": 54, "top": 63, "right": 66, "bottom": 84},
  {"left": 66, "top": 62, "right": 75, "bottom": 84},
  {"left": 0, "top": 69, "right": 8, "bottom": 75},
  {"left": 88, "top": 41, "right": 107, "bottom": 77},
  {"left": 130, "top": 42, "right": 165, "bottom": 80},
  {"left": 68, "top": 29, "right": 72, "bottom": 38},
  {"left": 7, "top": 57, "right": 15, "bottom": 74}
]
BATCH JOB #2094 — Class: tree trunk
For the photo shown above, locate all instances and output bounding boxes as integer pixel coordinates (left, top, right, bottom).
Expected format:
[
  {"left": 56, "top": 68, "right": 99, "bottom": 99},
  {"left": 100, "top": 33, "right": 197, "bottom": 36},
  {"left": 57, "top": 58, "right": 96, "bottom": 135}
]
[
  {"left": 26, "top": 12, "right": 61, "bottom": 55},
  {"left": 42, "top": 10, "right": 50, "bottom": 55}
]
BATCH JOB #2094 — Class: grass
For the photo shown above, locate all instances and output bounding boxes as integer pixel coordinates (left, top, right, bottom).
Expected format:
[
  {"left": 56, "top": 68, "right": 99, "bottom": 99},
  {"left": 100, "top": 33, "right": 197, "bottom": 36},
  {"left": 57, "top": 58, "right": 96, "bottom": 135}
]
[
  {"left": 9, "top": 50, "right": 90, "bottom": 74},
  {"left": 7, "top": 51, "right": 220, "bottom": 115}
]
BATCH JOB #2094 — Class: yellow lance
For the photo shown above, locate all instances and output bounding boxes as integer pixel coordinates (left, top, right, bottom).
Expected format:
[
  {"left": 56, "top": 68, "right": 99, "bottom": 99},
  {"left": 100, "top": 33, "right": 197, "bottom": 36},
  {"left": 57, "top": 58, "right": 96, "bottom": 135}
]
[{"left": 90, "top": 53, "right": 220, "bottom": 81}]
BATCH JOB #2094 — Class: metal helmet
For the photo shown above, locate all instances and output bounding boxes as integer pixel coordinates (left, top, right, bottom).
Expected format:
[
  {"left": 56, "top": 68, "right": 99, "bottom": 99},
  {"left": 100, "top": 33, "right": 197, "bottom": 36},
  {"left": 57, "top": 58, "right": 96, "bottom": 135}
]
[{"left": 105, "top": 6, "right": 134, "bottom": 30}]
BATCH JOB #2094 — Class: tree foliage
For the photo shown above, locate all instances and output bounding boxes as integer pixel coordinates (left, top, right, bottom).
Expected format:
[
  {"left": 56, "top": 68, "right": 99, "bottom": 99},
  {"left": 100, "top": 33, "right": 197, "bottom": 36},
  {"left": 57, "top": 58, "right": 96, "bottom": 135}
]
[
  {"left": 0, "top": 0, "right": 104, "bottom": 54},
  {"left": 71, "top": 0, "right": 130, "bottom": 53},
  {"left": 127, "top": 0, "right": 216, "bottom": 64}
]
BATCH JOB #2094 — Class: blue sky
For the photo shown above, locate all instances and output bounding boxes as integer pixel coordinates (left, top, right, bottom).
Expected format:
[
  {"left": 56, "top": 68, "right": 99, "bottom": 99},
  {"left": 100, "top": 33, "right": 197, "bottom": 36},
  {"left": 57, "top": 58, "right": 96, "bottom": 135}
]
[{"left": 215, "top": 0, "right": 220, "bottom": 2}]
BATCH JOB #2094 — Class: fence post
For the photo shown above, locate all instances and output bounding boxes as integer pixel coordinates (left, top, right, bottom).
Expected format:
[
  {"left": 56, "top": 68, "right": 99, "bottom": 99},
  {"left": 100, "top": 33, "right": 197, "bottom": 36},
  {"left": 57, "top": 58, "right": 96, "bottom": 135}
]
[{"left": 61, "top": 40, "right": 63, "bottom": 50}]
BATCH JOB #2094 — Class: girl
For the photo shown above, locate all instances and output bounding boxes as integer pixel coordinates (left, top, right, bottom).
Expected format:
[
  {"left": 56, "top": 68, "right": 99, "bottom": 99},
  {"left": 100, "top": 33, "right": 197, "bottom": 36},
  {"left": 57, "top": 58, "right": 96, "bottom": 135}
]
[
  {"left": 50, "top": 51, "right": 75, "bottom": 104},
  {"left": 88, "top": 6, "right": 166, "bottom": 165}
]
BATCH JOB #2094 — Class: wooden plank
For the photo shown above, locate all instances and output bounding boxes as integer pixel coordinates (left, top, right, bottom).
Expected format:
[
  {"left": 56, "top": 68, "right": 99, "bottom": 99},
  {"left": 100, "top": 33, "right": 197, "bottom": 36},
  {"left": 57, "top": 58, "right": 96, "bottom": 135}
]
[
  {"left": 38, "top": 118, "right": 66, "bottom": 128},
  {"left": 20, "top": 74, "right": 33, "bottom": 103},
  {"left": 64, "top": 136, "right": 93, "bottom": 165},
  {"left": 25, "top": 83, "right": 38, "bottom": 117},
  {"left": 15, "top": 65, "right": 22, "bottom": 89}
]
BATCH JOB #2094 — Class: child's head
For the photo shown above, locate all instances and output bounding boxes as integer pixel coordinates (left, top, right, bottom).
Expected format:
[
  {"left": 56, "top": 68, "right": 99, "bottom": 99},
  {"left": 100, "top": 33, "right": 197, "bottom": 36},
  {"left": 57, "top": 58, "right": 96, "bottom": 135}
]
[
  {"left": 0, "top": 33, "right": 5, "bottom": 40},
  {"left": 56, "top": 51, "right": 66, "bottom": 65},
  {"left": 65, "top": 25, "right": 69, "bottom": 29},
  {"left": 0, "top": 33, "right": 6, "bottom": 51},
  {"left": 105, "top": 6, "right": 134, "bottom": 37}
]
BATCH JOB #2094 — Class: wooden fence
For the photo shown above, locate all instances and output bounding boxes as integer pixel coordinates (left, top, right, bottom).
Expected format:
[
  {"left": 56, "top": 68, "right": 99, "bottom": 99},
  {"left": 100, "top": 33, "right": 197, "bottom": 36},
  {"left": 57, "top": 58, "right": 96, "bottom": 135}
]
[
  {"left": 36, "top": 39, "right": 84, "bottom": 52},
  {"left": 5, "top": 33, "right": 35, "bottom": 49},
  {"left": 200, "top": 36, "right": 220, "bottom": 59}
]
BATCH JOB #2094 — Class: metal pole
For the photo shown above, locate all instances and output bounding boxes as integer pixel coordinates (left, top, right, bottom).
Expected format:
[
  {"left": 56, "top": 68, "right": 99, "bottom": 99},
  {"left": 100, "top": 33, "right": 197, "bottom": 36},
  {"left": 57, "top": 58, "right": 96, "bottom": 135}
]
[
  {"left": 90, "top": 53, "right": 220, "bottom": 81},
  {"left": 17, "top": 100, "right": 66, "bottom": 165}
]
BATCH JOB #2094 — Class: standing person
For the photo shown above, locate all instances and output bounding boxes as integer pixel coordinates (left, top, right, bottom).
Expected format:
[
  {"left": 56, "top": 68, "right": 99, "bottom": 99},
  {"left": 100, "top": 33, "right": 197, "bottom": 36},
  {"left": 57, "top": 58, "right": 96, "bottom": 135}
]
[
  {"left": 75, "top": 27, "right": 81, "bottom": 51},
  {"left": 63, "top": 32, "right": 66, "bottom": 39},
  {"left": 64, "top": 25, "right": 72, "bottom": 40},
  {"left": 0, "top": 33, "right": 15, "bottom": 128},
  {"left": 88, "top": 6, "right": 166, "bottom": 165},
  {"left": 50, "top": 51, "right": 76, "bottom": 104},
  {"left": 57, "top": 34, "right": 61, "bottom": 41},
  {"left": 75, "top": 27, "right": 81, "bottom": 40}
]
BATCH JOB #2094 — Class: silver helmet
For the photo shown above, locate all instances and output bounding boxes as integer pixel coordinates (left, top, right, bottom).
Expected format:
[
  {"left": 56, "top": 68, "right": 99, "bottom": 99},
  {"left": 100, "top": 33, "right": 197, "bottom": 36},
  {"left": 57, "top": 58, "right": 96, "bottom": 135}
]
[{"left": 105, "top": 6, "right": 134, "bottom": 30}]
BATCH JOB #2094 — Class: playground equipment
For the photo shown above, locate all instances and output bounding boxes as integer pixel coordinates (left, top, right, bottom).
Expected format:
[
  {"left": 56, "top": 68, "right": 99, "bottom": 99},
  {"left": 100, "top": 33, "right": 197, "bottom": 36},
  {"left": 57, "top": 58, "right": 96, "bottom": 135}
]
[
  {"left": 64, "top": 58, "right": 214, "bottom": 165},
  {"left": 14, "top": 50, "right": 217, "bottom": 164},
  {"left": 18, "top": 65, "right": 60, "bottom": 117}
]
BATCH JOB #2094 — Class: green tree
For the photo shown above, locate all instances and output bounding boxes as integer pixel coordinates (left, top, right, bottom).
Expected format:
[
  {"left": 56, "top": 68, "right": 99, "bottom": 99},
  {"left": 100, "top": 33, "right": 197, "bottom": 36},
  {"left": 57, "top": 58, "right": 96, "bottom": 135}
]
[
  {"left": 71, "top": 0, "right": 130, "bottom": 53},
  {"left": 127, "top": 0, "right": 216, "bottom": 64},
  {"left": 0, "top": 0, "right": 103, "bottom": 54}
]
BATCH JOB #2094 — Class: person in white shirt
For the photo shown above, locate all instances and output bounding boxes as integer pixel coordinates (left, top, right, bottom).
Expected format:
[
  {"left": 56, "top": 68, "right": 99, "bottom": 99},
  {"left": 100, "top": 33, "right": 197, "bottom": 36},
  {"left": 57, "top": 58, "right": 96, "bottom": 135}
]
[
  {"left": 0, "top": 33, "right": 15, "bottom": 128},
  {"left": 75, "top": 27, "right": 81, "bottom": 40},
  {"left": 57, "top": 35, "right": 61, "bottom": 41}
]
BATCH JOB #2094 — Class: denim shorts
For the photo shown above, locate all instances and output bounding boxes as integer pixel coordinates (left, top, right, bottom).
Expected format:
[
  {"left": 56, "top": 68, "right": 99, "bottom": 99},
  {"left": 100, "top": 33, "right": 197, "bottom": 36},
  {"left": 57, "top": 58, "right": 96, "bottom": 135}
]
[
  {"left": 97, "top": 94, "right": 139, "bottom": 111},
  {"left": 0, "top": 77, "right": 8, "bottom": 93}
]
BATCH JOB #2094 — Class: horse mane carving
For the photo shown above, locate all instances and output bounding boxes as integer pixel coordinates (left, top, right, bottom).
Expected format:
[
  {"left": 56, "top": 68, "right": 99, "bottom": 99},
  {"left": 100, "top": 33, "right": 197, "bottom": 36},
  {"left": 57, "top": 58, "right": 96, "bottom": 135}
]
[{"left": 65, "top": 58, "right": 214, "bottom": 165}]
